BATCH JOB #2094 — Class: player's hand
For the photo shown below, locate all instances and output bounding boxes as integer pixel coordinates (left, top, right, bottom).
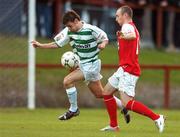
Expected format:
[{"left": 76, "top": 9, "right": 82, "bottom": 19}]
[
  {"left": 31, "top": 40, "right": 42, "bottom": 48},
  {"left": 98, "top": 43, "right": 106, "bottom": 50},
  {"left": 116, "top": 31, "right": 124, "bottom": 39}
]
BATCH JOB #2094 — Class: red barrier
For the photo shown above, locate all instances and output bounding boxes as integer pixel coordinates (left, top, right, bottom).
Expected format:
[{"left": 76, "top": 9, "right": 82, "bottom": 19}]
[{"left": 0, "top": 63, "right": 180, "bottom": 108}]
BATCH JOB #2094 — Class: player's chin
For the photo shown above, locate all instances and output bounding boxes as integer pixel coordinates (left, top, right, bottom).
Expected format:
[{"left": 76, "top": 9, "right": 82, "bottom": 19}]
[{"left": 118, "top": 21, "right": 123, "bottom": 26}]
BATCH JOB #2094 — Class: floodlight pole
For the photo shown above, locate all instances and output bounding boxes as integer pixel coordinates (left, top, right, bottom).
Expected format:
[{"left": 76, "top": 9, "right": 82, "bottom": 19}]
[{"left": 28, "top": 0, "right": 36, "bottom": 109}]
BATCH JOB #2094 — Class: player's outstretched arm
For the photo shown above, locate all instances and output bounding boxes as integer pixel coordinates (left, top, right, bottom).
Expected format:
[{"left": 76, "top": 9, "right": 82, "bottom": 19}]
[{"left": 31, "top": 40, "right": 58, "bottom": 49}]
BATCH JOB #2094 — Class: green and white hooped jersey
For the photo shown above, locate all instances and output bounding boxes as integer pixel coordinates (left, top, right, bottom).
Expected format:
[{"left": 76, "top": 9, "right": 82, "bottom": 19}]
[{"left": 54, "top": 22, "right": 108, "bottom": 64}]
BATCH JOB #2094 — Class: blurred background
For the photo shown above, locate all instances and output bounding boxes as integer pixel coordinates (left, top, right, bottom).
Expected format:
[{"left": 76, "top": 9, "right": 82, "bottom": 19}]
[{"left": 0, "top": 0, "right": 180, "bottom": 109}]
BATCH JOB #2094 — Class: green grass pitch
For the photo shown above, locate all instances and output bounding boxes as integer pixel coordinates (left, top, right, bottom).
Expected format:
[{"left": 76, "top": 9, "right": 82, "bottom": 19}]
[{"left": 0, "top": 108, "right": 180, "bottom": 137}]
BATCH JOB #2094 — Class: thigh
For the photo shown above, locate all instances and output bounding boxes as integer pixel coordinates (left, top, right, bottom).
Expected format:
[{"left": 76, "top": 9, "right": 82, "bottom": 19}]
[
  {"left": 108, "top": 67, "right": 124, "bottom": 89},
  {"left": 88, "top": 80, "right": 103, "bottom": 98},
  {"left": 79, "top": 59, "right": 102, "bottom": 82},
  {"left": 118, "top": 72, "right": 139, "bottom": 97},
  {"left": 120, "top": 91, "right": 134, "bottom": 106},
  {"left": 65, "top": 69, "right": 85, "bottom": 83},
  {"left": 103, "top": 82, "right": 117, "bottom": 95}
]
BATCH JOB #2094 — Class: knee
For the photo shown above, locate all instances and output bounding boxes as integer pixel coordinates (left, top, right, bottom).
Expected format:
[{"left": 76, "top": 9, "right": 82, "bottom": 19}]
[
  {"left": 63, "top": 77, "right": 73, "bottom": 88},
  {"left": 121, "top": 99, "right": 131, "bottom": 108},
  {"left": 121, "top": 100, "right": 128, "bottom": 107},
  {"left": 92, "top": 90, "right": 103, "bottom": 98},
  {"left": 102, "top": 90, "right": 112, "bottom": 96}
]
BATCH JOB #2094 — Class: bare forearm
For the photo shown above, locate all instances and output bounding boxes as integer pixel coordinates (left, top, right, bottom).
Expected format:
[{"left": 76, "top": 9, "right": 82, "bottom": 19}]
[
  {"left": 38, "top": 42, "right": 58, "bottom": 48},
  {"left": 31, "top": 40, "right": 59, "bottom": 48},
  {"left": 121, "top": 32, "right": 136, "bottom": 40}
]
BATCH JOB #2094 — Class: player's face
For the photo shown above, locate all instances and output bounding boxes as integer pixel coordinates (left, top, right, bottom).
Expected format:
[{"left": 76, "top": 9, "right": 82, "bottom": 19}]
[
  {"left": 115, "top": 9, "right": 124, "bottom": 26},
  {"left": 65, "top": 19, "right": 79, "bottom": 32}
]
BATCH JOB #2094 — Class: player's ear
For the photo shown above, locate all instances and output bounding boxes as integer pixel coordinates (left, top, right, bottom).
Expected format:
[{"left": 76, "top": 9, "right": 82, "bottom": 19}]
[
  {"left": 124, "top": 13, "right": 130, "bottom": 18},
  {"left": 74, "top": 18, "right": 79, "bottom": 24}
]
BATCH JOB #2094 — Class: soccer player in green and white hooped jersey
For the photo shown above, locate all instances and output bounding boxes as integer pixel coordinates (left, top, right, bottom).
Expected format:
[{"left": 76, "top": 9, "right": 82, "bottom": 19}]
[
  {"left": 55, "top": 24, "right": 104, "bottom": 64},
  {"left": 31, "top": 10, "right": 130, "bottom": 122}
]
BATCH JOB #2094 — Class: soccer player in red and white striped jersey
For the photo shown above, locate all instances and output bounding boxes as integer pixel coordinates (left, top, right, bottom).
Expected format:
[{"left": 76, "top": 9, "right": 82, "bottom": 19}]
[{"left": 101, "top": 5, "right": 165, "bottom": 133}]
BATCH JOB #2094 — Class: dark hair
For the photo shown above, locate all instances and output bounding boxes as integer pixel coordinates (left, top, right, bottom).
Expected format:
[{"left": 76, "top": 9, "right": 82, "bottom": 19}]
[
  {"left": 63, "top": 10, "right": 81, "bottom": 25},
  {"left": 120, "top": 5, "right": 133, "bottom": 18}
]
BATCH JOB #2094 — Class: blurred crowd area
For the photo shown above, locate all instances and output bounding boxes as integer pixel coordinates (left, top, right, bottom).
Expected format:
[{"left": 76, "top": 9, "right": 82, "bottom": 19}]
[{"left": 0, "top": 0, "right": 179, "bottom": 51}]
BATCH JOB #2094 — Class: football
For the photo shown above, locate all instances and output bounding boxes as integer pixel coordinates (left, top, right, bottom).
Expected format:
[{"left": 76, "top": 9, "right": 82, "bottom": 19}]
[{"left": 61, "top": 51, "right": 80, "bottom": 69}]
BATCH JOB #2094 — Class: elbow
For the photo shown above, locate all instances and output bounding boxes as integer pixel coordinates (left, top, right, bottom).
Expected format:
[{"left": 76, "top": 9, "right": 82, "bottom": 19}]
[
  {"left": 130, "top": 36, "right": 136, "bottom": 40},
  {"left": 104, "top": 40, "right": 109, "bottom": 45},
  {"left": 127, "top": 35, "right": 136, "bottom": 40}
]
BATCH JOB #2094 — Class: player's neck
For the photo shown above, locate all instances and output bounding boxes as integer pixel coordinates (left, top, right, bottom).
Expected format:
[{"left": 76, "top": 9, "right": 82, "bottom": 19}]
[{"left": 124, "top": 18, "right": 133, "bottom": 24}]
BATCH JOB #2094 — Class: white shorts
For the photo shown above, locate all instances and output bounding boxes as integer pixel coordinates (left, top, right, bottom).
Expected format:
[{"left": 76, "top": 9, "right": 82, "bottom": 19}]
[
  {"left": 79, "top": 59, "right": 102, "bottom": 82},
  {"left": 108, "top": 67, "right": 139, "bottom": 97}
]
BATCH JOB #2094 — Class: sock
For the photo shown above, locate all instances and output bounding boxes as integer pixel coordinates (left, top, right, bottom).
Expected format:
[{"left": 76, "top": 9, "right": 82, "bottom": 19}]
[
  {"left": 66, "top": 87, "right": 78, "bottom": 112},
  {"left": 113, "top": 96, "right": 123, "bottom": 109},
  {"left": 126, "top": 100, "right": 160, "bottom": 120},
  {"left": 103, "top": 95, "right": 118, "bottom": 127}
]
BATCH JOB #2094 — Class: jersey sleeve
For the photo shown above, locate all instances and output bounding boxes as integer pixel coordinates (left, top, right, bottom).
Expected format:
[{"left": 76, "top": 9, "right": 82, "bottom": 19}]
[
  {"left": 91, "top": 26, "right": 108, "bottom": 43},
  {"left": 54, "top": 27, "right": 70, "bottom": 47},
  {"left": 121, "top": 24, "right": 135, "bottom": 35}
]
